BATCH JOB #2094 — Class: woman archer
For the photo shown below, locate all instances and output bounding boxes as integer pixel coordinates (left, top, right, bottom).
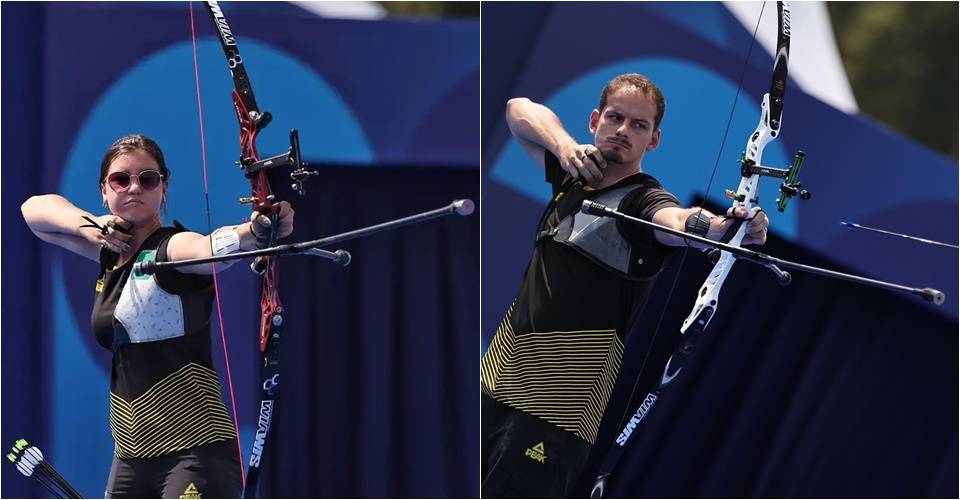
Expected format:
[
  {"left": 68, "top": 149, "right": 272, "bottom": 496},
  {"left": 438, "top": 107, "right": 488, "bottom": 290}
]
[{"left": 21, "top": 134, "right": 294, "bottom": 498}]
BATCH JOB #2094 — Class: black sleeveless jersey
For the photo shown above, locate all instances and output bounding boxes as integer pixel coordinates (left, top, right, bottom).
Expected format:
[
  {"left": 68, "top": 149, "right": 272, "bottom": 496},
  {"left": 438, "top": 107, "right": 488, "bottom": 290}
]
[{"left": 91, "top": 224, "right": 236, "bottom": 459}]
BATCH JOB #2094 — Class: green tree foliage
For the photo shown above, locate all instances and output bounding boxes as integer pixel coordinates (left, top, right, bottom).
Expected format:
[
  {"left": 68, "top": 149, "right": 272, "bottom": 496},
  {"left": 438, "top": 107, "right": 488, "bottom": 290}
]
[
  {"left": 828, "top": 2, "right": 958, "bottom": 159},
  {"left": 379, "top": 1, "right": 479, "bottom": 18}
]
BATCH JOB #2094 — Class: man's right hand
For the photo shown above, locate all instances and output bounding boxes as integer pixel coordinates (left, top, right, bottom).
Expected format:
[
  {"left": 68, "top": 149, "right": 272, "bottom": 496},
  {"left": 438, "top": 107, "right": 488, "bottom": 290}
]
[{"left": 557, "top": 143, "right": 607, "bottom": 185}]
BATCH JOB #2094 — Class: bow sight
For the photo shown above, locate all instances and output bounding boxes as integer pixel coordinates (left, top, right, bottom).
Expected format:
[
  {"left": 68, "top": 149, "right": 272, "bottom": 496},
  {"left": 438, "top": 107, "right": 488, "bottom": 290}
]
[
  {"left": 238, "top": 129, "right": 318, "bottom": 201},
  {"left": 728, "top": 150, "right": 811, "bottom": 212}
]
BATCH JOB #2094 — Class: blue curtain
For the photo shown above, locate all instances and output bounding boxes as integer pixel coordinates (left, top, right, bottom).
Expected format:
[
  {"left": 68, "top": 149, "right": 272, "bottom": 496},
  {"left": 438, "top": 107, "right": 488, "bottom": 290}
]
[
  {"left": 576, "top": 210, "right": 957, "bottom": 498},
  {"left": 259, "top": 166, "right": 479, "bottom": 498}
]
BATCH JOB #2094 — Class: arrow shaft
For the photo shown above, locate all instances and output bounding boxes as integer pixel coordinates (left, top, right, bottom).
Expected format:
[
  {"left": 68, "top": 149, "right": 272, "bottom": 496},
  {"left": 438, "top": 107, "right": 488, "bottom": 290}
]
[
  {"left": 598, "top": 205, "right": 944, "bottom": 304},
  {"left": 842, "top": 222, "right": 959, "bottom": 249}
]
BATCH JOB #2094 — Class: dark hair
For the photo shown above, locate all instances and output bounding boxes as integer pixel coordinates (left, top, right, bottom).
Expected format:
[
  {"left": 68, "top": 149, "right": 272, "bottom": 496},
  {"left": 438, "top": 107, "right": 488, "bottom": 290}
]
[
  {"left": 99, "top": 134, "right": 170, "bottom": 187},
  {"left": 598, "top": 73, "right": 666, "bottom": 129}
]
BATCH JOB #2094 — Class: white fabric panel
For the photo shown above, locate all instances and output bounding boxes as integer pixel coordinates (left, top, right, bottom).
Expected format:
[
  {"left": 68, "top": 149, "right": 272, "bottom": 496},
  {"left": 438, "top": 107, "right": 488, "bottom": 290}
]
[
  {"left": 115, "top": 260, "right": 185, "bottom": 344},
  {"left": 291, "top": 1, "right": 386, "bottom": 20},
  {"left": 725, "top": 1, "right": 859, "bottom": 113}
]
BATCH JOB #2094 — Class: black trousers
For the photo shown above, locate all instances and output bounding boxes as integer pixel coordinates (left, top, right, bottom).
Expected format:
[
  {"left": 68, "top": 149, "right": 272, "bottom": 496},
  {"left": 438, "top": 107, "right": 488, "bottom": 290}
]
[
  {"left": 105, "top": 440, "right": 242, "bottom": 498},
  {"left": 481, "top": 394, "right": 592, "bottom": 498}
]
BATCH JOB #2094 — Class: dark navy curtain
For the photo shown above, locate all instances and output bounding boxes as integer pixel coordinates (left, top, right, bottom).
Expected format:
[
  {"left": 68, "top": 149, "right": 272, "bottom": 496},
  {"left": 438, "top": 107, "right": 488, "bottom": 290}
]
[
  {"left": 259, "top": 166, "right": 479, "bottom": 498},
  {"left": 2, "top": 165, "right": 479, "bottom": 499},
  {"left": 576, "top": 211, "right": 957, "bottom": 498},
  {"left": 2, "top": 3, "right": 53, "bottom": 498}
]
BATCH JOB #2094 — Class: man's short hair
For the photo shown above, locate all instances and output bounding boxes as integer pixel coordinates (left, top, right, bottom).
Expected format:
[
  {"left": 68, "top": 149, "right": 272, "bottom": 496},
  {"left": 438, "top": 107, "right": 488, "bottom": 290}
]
[{"left": 598, "top": 73, "right": 666, "bottom": 129}]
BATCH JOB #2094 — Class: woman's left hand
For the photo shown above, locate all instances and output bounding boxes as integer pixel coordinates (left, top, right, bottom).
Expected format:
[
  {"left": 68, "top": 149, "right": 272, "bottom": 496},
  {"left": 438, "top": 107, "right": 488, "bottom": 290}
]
[{"left": 250, "top": 201, "right": 295, "bottom": 241}]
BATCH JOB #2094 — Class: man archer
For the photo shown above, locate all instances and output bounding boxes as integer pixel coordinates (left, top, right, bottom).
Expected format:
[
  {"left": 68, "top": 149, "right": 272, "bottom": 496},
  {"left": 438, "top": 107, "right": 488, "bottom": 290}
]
[{"left": 480, "top": 73, "right": 769, "bottom": 497}]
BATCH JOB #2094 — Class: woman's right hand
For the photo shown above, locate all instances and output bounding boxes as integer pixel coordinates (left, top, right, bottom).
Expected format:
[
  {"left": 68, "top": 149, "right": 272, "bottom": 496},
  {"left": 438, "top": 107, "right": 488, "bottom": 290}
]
[{"left": 81, "top": 215, "right": 134, "bottom": 254}]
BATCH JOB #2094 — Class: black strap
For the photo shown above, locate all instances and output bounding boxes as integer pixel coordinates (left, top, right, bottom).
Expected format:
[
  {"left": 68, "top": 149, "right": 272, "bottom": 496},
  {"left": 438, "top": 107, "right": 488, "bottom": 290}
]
[
  {"left": 684, "top": 211, "right": 712, "bottom": 238},
  {"left": 79, "top": 215, "right": 108, "bottom": 234},
  {"left": 80, "top": 215, "right": 134, "bottom": 235},
  {"left": 718, "top": 208, "right": 763, "bottom": 244}
]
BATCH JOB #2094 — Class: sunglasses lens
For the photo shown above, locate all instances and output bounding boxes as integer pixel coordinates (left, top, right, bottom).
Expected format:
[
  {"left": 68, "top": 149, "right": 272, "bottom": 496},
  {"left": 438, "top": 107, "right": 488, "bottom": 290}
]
[
  {"left": 140, "top": 171, "right": 162, "bottom": 190},
  {"left": 108, "top": 173, "right": 131, "bottom": 191}
]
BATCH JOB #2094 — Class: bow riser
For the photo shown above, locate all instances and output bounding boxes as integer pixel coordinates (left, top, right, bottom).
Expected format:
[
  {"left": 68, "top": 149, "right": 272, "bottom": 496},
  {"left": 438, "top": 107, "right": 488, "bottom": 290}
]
[
  {"left": 740, "top": 93, "right": 778, "bottom": 206},
  {"left": 679, "top": 250, "right": 734, "bottom": 334},
  {"left": 680, "top": 0, "right": 792, "bottom": 334},
  {"left": 680, "top": 90, "right": 782, "bottom": 335}
]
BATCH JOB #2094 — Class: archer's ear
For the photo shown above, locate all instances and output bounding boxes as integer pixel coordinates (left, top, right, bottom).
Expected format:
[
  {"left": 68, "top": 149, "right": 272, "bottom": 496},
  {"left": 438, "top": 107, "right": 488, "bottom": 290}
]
[
  {"left": 647, "top": 128, "right": 662, "bottom": 151},
  {"left": 589, "top": 109, "right": 600, "bottom": 134}
]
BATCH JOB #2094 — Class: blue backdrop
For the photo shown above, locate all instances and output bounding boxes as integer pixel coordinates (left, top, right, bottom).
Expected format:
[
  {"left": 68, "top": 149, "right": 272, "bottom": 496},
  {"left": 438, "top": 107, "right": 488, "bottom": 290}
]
[
  {"left": 2, "top": 2, "right": 478, "bottom": 498},
  {"left": 481, "top": 2, "right": 956, "bottom": 497}
]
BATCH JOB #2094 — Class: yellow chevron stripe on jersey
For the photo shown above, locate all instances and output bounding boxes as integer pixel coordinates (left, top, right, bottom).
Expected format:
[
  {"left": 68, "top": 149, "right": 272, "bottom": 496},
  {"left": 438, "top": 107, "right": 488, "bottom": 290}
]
[
  {"left": 481, "top": 304, "right": 624, "bottom": 444},
  {"left": 109, "top": 362, "right": 235, "bottom": 458}
]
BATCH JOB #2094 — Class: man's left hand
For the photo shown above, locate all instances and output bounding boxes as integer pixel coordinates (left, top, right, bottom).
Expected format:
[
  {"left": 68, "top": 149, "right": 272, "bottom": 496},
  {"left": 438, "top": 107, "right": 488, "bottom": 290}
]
[
  {"left": 734, "top": 206, "right": 768, "bottom": 245},
  {"left": 706, "top": 206, "right": 768, "bottom": 246}
]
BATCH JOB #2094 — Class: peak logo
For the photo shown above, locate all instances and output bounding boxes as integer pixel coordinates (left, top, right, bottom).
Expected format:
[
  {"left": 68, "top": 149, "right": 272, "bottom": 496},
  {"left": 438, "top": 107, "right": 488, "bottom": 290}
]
[
  {"left": 179, "top": 482, "right": 202, "bottom": 499},
  {"left": 524, "top": 442, "right": 547, "bottom": 463}
]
